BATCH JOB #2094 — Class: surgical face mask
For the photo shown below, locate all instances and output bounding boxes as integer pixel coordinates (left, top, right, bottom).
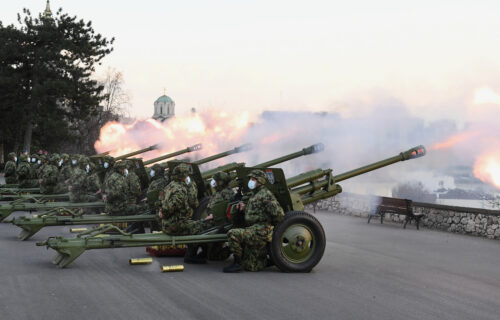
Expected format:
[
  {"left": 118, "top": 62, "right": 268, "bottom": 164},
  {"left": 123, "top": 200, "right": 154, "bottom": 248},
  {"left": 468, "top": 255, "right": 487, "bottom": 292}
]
[
  {"left": 248, "top": 179, "right": 257, "bottom": 190},
  {"left": 27, "top": 157, "right": 31, "bottom": 163},
  {"left": 37, "top": 160, "right": 41, "bottom": 165},
  {"left": 58, "top": 159, "right": 63, "bottom": 167},
  {"left": 72, "top": 160, "right": 77, "bottom": 165},
  {"left": 185, "top": 176, "right": 191, "bottom": 185},
  {"left": 103, "top": 162, "right": 109, "bottom": 169},
  {"left": 210, "top": 179, "right": 216, "bottom": 188},
  {"left": 150, "top": 170, "right": 155, "bottom": 177},
  {"left": 14, "top": 157, "right": 17, "bottom": 162},
  {"left": 85, "top": 164, "right": 90, "bottom": 173},
  {"left": 124, "top": 169, "right": 129, "bottom": 176},
  {"left": 31, "top": 158, "right": 36, "bottom": 163}
]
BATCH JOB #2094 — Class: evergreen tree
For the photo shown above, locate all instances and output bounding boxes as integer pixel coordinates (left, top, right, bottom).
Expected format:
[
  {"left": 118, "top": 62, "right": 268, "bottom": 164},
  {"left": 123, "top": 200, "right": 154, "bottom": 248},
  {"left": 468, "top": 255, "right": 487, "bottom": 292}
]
[{"left": 0, "top": 7, "right": 114, "bottom": 154}]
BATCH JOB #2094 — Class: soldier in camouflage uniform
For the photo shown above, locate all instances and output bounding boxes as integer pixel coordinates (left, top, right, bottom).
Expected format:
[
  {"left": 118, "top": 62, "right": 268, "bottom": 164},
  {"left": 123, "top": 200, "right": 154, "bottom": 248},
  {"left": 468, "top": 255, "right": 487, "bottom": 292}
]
[
  {"left": 3, "top": 152, "right": 18, "bottom": 184},
  {"left": 39, "top": 154, "right": 61, "bottom": 194},
  {"left": 146, "top": 163, "right": 168, "bottom": 212},
  {"left": 159, "top": 163, "right": 210, "bottom": 235},
  {"left": 69, "top": 156, "right": 100, "bottom": 202},
  {"left": 16, "top": 154, "right": 38, "bottom": 188},
  {"left": 29, "top": 154, "right": 39, "bottom": 172},
  {"left": 36, "top": 155, "right": 47, "bottom": 178},
  {"left": 223, "top": 169, "right": 284, "bottom": 273},
  {"left": 103, "top": 161, "right": 145, "bottom": 216},
  {"left": 56, "top": 153, "right": 72, "bottom": 192},
  {"left": 125, "top": 160, "right": 142, "bottom": 203}
]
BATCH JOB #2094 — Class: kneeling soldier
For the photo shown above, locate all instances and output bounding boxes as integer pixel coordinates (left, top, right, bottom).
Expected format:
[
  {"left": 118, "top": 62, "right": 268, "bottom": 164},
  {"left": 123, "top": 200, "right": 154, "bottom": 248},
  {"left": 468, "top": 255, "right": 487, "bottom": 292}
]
[{"left": 224, "top": 169, "right": 284, "bottom": 273}]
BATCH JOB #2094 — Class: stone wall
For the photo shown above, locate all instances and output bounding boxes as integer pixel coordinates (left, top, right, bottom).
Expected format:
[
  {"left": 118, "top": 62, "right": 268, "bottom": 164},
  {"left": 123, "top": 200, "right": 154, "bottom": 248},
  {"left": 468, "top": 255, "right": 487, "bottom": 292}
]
[{"left": 306, "top": 192, "right": 500, "bottom": 240}]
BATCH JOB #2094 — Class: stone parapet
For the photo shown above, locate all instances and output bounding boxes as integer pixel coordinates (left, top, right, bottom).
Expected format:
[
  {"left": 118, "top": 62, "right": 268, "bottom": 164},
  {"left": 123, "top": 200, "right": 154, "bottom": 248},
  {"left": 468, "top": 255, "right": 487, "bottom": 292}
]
[{"left": 306, "top": 193, "right": 500, "bottom": 240}]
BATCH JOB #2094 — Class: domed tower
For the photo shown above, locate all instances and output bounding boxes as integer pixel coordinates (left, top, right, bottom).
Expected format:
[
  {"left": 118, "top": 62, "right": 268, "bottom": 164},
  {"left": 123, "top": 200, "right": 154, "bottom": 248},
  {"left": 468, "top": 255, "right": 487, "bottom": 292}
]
[{"left": 152, "top": 93, "right": 175, "bottom": 122}]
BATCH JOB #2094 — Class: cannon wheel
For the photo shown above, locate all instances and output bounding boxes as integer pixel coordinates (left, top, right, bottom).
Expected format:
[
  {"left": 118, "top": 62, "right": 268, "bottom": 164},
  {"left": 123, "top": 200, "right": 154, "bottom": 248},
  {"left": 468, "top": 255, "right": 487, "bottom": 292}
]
[
  {"left": 193, "top": 196, "right": 210, "bottom": 220},
  {"left": 270, "top": 211, "right": 326, "bottom": 273}
]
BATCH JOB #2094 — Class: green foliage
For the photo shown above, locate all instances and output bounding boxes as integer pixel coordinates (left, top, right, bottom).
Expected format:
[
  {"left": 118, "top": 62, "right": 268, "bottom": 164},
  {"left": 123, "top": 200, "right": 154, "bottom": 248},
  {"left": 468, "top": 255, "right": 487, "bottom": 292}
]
[{"left": 0, "top": 7, "right": 114, "bottom": 154}]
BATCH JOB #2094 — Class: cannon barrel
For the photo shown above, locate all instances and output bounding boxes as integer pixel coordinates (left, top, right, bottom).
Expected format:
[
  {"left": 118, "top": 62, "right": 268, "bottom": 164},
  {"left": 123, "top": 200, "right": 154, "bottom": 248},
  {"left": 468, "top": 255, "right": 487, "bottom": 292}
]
[
  {"left": 201, "top": 162, "right": 245, "bottom": 179},
  {"left": 193, "top": 143, "right": 252, "bottom": 165},
  {"left": 334, "top": 145, "right": 426, "bottom": 183},
  {"left": 254, "top": 143, "right": 324, "bottom": 168},
  {"left": 114, "top": 144, "right": 159, "bottom": 161},
  {"left": 143, "top": 143, "right": 202, "bottom": 166}
]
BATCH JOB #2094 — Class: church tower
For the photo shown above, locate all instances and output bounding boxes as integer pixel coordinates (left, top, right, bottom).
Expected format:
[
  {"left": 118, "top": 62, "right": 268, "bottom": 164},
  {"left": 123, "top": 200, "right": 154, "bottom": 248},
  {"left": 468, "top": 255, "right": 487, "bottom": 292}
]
[
  {"left": 42, "top": 0, "right": 53, "bottom": 19},
  {"left": 152, "top": 92, "right": 175, "bottom": 122}
]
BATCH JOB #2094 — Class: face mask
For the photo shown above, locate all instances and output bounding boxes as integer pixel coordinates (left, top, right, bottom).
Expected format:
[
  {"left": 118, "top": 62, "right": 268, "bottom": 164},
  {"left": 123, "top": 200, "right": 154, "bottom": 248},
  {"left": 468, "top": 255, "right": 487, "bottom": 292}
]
[
  {"left": 14, "top": 157, "right": 17, "bottom": 162},
  {"left": 248, "top": 179, "right": 257, "bottom": 190},
  {"left": 210, "top": 179, "right": 216, "bottom": 188},
  {"left": 72, "top": 160, "right": 77, "bottom": 165},
  {"left": 86, "top": 164, "right": 90, "bottom": 173},
  {"left": 103, "top": 162, "right": 109, "bottom": 169},
  {"left": 185, "top": 176, "right": 191, "bottom": 185},
  {"left": 37, "top": 160, "right": 41, "bottom": 165},
  {"left": 27, "top": 157, "right": 31, "bottom": 163},
  {"left": 150, "top": 170, "right": 155, "bottom": 177},
  {"left": 124, "top": 169, "right": 129, "bottom": 176},
  {"left": 58, "top": 159, "right": 63, "bottom": 167},
  {"left": 31, "top": 158, "right": 36, "bottom": 163}
]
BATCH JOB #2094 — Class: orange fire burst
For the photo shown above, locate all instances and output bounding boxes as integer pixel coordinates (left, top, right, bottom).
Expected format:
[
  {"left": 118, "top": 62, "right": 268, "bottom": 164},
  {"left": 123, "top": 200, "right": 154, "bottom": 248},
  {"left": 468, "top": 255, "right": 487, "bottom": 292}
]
[
  {"left": 430, "top": 131, "right": 480, "bottom": 151},
  {"left": 94, "top": 111, "right": 251, "bottom": 163},
  {"left": 474, "top": 152, "right": 500, "bottom": 189}
]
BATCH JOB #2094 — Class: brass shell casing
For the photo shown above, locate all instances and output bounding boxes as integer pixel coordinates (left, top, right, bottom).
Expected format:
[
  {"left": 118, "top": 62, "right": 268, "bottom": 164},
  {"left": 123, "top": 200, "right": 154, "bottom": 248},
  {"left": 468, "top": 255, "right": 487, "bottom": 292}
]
[
  {"left": 129, "top": 258, "right": 153, "bottom": 265},
  {"left": 70, "top": 228, "right": 88, "bottom": 233},
  {"left": 161, "top": 265, "right": 184, "bottom": 272}
]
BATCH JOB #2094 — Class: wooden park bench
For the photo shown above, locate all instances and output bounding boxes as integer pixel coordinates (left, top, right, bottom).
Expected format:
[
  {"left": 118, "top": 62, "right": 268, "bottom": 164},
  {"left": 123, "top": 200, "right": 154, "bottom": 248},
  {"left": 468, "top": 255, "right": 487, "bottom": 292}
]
[{"left": 367, "top": 197, "right": 423, "bottom": 230}]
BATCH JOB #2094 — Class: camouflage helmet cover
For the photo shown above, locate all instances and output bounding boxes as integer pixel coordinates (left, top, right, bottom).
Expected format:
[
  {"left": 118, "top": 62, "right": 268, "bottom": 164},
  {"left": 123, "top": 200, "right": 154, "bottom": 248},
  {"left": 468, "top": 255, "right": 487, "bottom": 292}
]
[
  {"left": 172, "top": 163, "right": 190, "bottom": 180},
  {"left": 49, "top": 153, "right": 61, "bottom": 165},
  {"left": 19, "top": 153, "right": 28, "bottom": 162},
  {"left": 247, "top": 169, "right": 267, "bottom": 185},
  {"left": 7, "top": 152, "right": 17, "bottom": 161},
  {"left": 212, "top": 171, "right": 230, "bottom": 187},
  {"left": 113, "top": 160, "right": 128, "bottom": 172}
]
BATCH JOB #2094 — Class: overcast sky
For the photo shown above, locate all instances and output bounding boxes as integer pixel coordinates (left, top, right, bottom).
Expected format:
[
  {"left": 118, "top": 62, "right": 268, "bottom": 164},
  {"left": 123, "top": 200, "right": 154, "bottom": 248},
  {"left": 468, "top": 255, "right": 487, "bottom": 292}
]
[{"left": 3, "top": 0, "right": 500, "bottom": 121}]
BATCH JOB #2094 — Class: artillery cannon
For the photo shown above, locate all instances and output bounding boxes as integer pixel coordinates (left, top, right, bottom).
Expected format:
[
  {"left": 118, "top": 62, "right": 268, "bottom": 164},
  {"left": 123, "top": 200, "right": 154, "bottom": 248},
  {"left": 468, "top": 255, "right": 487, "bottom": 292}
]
[
  {"left": 36, "top": 145, "right": 426, "bottom": 270},
  {"left": 11, "top": 144, "right": 323, "bottom": 240},
  {"left": 113, "top": 144, "right": 159, "bottom": 161},
  {"left": 143, "top": 144, "right": 202, "bottom": 166}
]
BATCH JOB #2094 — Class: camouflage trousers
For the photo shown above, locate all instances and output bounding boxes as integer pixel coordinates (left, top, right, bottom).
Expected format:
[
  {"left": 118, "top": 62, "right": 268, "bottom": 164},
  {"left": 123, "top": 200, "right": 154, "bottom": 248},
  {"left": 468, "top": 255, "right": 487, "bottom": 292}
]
[
  {"left": 5, "top": 175, "right": 17, "bottom": 184},
  {"left": 227, "top": 224, "right": 274, "bottom": 271},
  {"left": 105, "top": 201, "right": 147, "bottom": 216},
  {"left": 19, "top": 179, "right": 38, "bottom": 188},
  {"left": 162, "top": 218, "right": 212, "bottom": 236}
]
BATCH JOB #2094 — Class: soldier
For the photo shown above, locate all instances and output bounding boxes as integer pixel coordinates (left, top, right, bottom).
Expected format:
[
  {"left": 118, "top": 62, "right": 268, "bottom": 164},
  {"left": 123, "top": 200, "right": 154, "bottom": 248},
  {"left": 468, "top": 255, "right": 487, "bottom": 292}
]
[
  {"left": 103, "top": 161, "right": 144, "bottom": 216},
  {"left": 69, "top": 156, "right": 100, "bottom": 202},
  {"left": 36, "top": 155, "right": 47, "bottom": 178},
  {"left": 223, "top": 169, "right": 284, "bottom": 273},
  {"left": 159, "top": 163, "right": 210, "bottom": 235},
  {"left": 39, "top": 154, "right": 60, "bottom": 194},
  {"left": 146, "top": 163, "right": 168, "bottom": 212},
  {"left": 125, "top": 160, "right": 142, "bottom": 203},
  {"left": 16, "top": 154, "right": 38, "bottom": 188},
  {"left": 186, "top": 171, "right": 235, "bottom": 264},
  {"left": 3, "top": 152, "right": 18, "bottom": 184}
]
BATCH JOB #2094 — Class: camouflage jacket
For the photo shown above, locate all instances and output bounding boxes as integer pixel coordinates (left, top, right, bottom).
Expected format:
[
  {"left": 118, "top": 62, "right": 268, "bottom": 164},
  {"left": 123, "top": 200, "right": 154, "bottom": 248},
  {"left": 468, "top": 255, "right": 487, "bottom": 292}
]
[
  {"left": 16, "top": 162, "right": 33, "bottom": 180},
  {"left": 147, "top": 177, "right": 168, "bottom": 209},
  {"left": 207, "top": 187, "right": 234, "bottom": 213},
  {"left": 103, "top": 172, "right": 128, "bottom": 203},
  {"left": 244, "top": 186, "right": 284, "bottom": 227},
  {"left": 40, "top": 164, "right": 59, "bottom": 186},
  {"left": 58, "top": 165, "right": 72, "bottom": 183},
  {"left": 70, "top": 168, "right": 88, "bottom": 195},
  {"left": 4, "top": 160, "right": 17, "bottom": 179},
  {"left": 186, "top": 180, "right": 199, "bottom": 209},
  {"left": 126, "top": 172, "right": 142, "bottom": 200},
  {"left": 161, "top": 181, "right": 191, "bottom": 221},
  {"left": 87, "top": 173, "right": 101, "bottom": 194}
]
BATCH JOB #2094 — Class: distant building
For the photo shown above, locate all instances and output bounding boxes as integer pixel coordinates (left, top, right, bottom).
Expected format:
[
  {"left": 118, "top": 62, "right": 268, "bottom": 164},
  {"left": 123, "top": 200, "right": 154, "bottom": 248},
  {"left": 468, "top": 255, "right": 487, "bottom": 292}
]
[
  {"left": 152, "top": 94, "right": 175, "bottom": 122},
  {"left": 42, "top": 0, "right": 53, "bottom": 19}
]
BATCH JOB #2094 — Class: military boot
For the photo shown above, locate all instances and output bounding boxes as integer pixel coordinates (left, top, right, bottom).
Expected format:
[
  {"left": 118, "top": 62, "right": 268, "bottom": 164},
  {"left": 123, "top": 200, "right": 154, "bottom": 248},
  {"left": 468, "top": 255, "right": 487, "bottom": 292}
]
[
  {"left": 184, "top": 245, "right": 207, "bottom": 264},
  {"left": 223, "top": 255, "right": 242, "bottom": 273}
]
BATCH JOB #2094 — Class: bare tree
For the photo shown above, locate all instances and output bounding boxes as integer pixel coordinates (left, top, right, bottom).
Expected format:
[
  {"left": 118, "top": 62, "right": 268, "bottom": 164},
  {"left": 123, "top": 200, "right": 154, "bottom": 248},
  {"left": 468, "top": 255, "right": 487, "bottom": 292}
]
[{"left": 100, "top": 67, "right": 130, "bottom": 118}]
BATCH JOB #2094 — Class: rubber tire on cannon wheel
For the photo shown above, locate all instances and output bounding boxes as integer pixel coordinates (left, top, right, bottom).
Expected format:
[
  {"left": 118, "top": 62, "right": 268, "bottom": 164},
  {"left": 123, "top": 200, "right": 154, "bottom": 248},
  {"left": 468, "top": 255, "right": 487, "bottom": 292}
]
[{"left": 270, "top": 211, "right": 326, "bottom": 273}]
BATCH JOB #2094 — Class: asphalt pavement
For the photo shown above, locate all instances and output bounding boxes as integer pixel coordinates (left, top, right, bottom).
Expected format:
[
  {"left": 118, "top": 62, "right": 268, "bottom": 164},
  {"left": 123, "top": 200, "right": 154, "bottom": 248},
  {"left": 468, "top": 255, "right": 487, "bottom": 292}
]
[{"left": 0, "top": 209, "right": 499, "bottom": 320}]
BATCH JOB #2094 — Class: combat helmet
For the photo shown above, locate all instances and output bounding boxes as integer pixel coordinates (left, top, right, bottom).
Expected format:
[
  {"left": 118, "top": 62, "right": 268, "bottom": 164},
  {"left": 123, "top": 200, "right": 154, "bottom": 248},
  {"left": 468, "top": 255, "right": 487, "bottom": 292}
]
[
  {"left": 247, "top": 169, "right": 267, "bottom": 185},
  {"left": 7, "top": 152, "right": 17, "bottom": 161},
  {"left": 150, "top": 163, "right": 164, "bottom": 179},
  {"left": 19, "top": 153, "right": 29, "bottom": 162},
  {"left": 113, "top": 160, "right": 127, "bottom": 173},
  {"left": 49, "top": 153, "right": 61, "bottom": 166},
  {"left": 30, "top": 154, "right": 39, "bottom": 164},
  {"left": 171, "top": 163, "right": 190, "bottom": 181},
  {"left": 212, "top": 171, "right": 230, "bottom": 188}
]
